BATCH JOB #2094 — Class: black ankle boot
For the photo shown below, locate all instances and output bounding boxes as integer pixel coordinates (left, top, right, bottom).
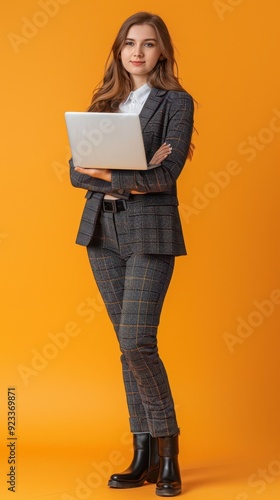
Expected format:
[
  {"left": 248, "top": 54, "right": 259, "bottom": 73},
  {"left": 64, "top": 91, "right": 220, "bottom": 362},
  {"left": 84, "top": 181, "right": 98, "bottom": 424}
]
[
  {"left": 108, "top": 433, "right": 159, "bottom": 488},
  {"left": 156, "top": 434, "right": 182, "bottom": 497}
]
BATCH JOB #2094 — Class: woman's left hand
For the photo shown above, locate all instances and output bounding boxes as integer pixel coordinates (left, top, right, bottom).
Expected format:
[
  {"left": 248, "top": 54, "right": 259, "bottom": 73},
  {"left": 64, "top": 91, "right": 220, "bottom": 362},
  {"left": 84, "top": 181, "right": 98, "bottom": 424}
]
[{"left": 74, "top": 167, "right": 112, "bottom": 182}]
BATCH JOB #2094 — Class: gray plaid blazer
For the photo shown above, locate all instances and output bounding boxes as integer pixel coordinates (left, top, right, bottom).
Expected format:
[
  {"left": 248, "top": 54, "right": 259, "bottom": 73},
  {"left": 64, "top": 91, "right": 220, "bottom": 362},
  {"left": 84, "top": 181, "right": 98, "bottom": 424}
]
[{"left": 69, "top": 88, "right": 194, "bottom": 255}]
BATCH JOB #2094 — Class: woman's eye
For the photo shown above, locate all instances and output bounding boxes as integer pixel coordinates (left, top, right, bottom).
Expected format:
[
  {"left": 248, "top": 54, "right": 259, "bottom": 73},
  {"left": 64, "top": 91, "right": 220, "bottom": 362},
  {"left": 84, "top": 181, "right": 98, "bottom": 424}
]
[{"left": 124, "top": 41, "right": 155, "bottom": 48}]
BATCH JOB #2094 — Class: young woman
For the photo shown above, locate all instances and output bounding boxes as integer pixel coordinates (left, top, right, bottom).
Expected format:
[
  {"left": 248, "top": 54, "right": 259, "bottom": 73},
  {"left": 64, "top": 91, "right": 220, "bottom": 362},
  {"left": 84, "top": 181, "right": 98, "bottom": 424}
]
[{"left": 69, "top": 11, "right": 194, "bottom": 497}]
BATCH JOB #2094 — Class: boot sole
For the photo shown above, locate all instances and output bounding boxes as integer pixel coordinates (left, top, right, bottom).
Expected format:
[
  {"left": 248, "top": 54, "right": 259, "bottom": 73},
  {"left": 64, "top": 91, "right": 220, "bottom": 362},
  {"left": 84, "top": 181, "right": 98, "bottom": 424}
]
[
  {"left": 108, "top": 479, "right": 145, "bottom": 488},
  {"left": 156, "top": 487, "right": 182, "bottom": 497}
]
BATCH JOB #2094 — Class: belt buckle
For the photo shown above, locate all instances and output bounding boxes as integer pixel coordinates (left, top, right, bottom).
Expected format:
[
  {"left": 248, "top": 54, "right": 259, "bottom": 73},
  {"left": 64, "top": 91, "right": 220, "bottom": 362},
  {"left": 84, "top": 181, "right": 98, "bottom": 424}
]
[{"left": 103, "top": 200, "right": 117, "bottom": 213}]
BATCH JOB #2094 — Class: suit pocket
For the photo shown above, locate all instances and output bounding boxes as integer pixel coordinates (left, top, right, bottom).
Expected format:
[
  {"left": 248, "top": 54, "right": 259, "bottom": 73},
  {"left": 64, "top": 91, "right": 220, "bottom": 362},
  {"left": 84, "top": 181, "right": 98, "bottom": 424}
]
[{"left": 127, "top": 202, "right": 184, "bottom": 254}]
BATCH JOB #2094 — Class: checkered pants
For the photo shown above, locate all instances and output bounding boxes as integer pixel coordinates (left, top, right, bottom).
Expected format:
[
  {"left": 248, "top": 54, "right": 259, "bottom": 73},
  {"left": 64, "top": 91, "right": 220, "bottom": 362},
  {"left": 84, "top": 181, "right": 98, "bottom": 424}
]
[{"left": 86, "top": 209, "right": 179, "bottom": 437}]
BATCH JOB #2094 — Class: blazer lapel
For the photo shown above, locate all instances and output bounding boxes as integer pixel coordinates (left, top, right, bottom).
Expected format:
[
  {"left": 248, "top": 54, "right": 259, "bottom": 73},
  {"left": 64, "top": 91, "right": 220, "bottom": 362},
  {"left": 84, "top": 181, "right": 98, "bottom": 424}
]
[{"left": 139, "top": 88, "right": 167, "bottom": 132}]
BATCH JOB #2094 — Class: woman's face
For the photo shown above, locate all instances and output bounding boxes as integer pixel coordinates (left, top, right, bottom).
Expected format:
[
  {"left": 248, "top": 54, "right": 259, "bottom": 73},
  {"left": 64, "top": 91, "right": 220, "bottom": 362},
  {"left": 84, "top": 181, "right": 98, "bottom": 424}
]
[{"left": 120, "top": 24, "right": 162, "bottom": 89}]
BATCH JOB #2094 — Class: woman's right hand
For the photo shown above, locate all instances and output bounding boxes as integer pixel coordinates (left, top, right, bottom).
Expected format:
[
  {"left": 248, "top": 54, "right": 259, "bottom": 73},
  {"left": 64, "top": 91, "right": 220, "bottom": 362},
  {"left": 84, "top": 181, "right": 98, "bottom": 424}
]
[{"left": 148, "top": 142, "right": 172, "bottom": 167}]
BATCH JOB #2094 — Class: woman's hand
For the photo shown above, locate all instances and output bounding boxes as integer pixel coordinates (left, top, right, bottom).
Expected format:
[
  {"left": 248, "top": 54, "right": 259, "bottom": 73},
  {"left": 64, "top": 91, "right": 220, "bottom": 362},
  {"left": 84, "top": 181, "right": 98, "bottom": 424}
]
[
  {"left": 74, "top": 167, "right": 112, "bottom": 182},
  {"left": 149, "top": 142, "right": 172, "bottom": 166}
]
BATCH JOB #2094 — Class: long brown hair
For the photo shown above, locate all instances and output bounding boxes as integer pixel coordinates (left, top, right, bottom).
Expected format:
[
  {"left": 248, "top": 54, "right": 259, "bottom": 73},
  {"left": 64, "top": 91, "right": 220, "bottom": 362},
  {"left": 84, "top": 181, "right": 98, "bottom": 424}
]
[{"left": 88, "top": 12, "right": 185, "bottom": 112}]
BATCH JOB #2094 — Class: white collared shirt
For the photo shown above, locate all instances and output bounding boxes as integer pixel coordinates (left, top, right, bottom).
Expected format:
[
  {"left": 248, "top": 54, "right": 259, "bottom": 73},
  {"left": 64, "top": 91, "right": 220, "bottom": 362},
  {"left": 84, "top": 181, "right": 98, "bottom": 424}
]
[{"left": 119, "top": 83, "right": 151, "bottom": 114}]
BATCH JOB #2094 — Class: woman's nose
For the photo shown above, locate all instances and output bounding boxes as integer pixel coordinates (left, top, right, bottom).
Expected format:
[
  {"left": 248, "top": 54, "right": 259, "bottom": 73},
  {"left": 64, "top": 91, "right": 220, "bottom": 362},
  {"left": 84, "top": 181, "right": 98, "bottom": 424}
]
[{"left": 133, "top": 45, "right": 144, "bottom": 58}]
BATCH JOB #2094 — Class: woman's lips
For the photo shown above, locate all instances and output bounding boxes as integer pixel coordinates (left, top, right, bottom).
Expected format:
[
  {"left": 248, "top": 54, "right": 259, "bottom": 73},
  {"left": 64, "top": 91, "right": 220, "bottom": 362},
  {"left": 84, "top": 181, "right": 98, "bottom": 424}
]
[{"left": 130, "top": 61, "right": 145, "bottom": 66}]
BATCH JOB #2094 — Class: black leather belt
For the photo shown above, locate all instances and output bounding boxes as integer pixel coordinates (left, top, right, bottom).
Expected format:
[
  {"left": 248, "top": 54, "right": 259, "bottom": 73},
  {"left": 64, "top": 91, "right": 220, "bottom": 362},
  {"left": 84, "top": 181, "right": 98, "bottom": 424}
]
[{"left": 102, "top": 199, "right": 127, "bottom": 213}]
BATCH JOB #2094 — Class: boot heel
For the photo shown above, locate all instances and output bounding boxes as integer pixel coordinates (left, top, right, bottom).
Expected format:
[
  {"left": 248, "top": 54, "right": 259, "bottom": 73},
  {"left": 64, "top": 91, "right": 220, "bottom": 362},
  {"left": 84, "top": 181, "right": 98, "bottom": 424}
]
[{"left": 146, "top": 467, "right": 159, "bottom": 483}]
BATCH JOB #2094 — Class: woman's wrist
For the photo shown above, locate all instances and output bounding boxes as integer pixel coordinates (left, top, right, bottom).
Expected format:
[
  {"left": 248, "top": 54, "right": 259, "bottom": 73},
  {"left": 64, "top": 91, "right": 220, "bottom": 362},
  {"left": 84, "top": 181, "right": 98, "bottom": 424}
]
[{"left": 74, "top": 167, "right": 112, "bottom": 182}]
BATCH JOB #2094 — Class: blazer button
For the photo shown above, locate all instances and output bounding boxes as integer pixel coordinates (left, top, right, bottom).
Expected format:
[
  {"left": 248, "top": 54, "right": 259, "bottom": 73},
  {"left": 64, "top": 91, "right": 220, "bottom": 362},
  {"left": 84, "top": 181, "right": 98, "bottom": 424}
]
[{"left": 118, "top": 189, "right": 124, "bottom": 194}]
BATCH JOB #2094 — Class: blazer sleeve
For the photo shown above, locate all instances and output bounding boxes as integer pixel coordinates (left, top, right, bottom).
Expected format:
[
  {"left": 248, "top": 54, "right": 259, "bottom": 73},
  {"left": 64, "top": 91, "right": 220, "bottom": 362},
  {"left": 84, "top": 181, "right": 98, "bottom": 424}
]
[
  {"left": 69, "top": 158, "right": 130, "bottom": 199},
  {"left": 110, "top": 92, "right": 194, "bottom": 193}
]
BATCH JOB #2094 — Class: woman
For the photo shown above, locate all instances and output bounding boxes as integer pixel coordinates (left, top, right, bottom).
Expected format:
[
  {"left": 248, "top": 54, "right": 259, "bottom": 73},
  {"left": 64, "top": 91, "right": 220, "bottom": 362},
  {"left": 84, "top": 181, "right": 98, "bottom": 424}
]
[{"left": 69, "top": 11, "right": 194, "bottom": 497}]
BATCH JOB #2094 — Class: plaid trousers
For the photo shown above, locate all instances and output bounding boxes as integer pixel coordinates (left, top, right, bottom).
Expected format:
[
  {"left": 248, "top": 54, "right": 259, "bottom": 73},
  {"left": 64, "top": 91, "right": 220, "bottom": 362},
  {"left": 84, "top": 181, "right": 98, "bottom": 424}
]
[{"left": 86, "top": 208, "right": 179, "bottom": 437}]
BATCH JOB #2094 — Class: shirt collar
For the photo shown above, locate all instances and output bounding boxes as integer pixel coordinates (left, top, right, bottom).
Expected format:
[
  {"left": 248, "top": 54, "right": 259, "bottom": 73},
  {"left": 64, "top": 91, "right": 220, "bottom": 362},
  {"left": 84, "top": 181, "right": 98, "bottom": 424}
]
[{"left": 122, "top": 83, "right": 151, "bottom": 106}]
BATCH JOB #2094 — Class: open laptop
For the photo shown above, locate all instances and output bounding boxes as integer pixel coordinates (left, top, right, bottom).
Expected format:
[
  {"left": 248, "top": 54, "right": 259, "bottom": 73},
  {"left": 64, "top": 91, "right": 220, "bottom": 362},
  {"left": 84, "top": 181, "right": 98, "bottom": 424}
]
[{"left": 65, "top": 112, "right": 148, "bottom": 170}]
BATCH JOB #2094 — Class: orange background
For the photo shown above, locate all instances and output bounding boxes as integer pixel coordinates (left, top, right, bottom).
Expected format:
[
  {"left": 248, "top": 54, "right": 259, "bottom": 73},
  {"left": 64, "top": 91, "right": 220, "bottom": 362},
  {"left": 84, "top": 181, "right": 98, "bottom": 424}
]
[{"left": 1, "top": 1, "right": 280, "bottom": 499}]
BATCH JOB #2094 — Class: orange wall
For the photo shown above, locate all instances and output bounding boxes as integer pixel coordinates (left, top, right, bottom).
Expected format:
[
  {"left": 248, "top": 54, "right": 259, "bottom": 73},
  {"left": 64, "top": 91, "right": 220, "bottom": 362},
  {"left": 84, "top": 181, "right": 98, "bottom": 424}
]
[{"left": 1, "top": 0, "right": 280, "bottom": 483}]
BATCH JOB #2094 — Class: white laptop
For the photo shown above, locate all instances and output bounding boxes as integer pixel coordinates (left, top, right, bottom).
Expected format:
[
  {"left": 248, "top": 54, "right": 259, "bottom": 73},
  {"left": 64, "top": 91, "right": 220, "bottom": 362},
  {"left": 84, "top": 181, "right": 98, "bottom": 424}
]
[{"left": 65, "top": 112, "right": 148, "bottom": 170}]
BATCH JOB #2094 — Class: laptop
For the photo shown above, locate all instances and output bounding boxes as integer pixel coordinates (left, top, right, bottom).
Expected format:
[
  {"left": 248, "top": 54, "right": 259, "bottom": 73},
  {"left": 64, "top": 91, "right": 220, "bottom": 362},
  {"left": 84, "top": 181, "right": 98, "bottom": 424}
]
[{"left": 65, "top": 112, "right": 148, "bottom": 170}]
